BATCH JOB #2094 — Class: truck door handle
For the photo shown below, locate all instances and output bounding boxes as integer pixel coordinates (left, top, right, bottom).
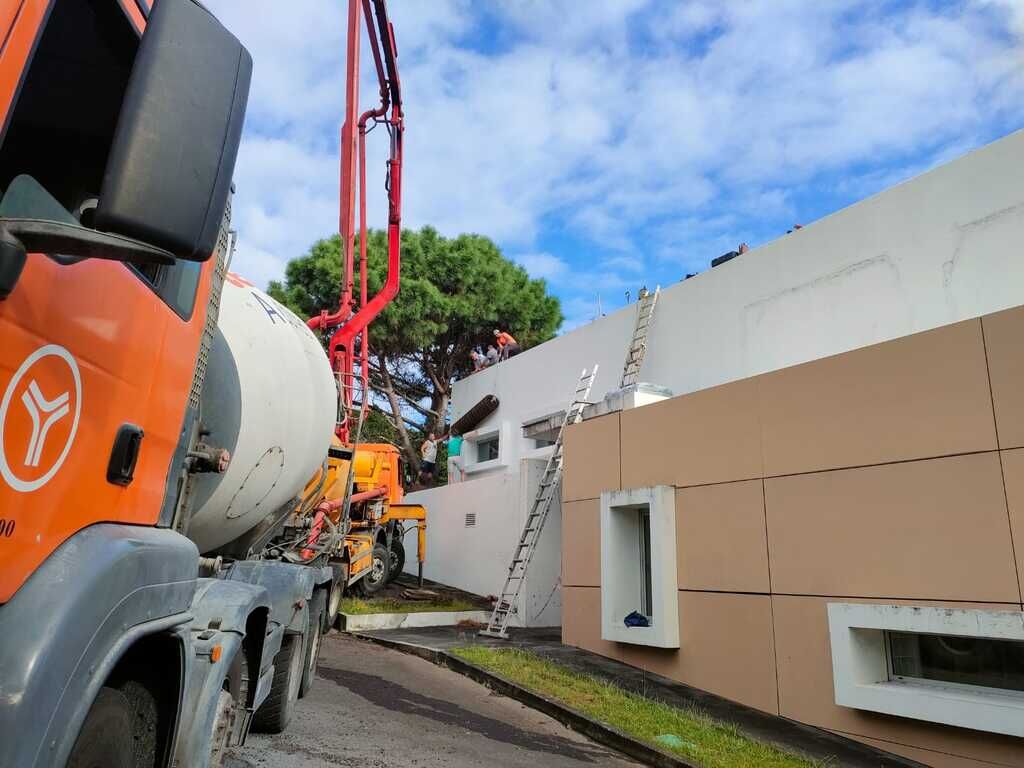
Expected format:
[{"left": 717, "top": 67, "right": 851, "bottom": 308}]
[{"left": 107, "top": 424, "right": 144, "bottom": 486}]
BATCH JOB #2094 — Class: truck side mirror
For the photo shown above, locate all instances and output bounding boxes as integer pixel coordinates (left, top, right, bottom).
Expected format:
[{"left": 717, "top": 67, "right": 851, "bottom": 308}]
[{"left": 95, "top": 0, "right": 252, "bottom": 261}]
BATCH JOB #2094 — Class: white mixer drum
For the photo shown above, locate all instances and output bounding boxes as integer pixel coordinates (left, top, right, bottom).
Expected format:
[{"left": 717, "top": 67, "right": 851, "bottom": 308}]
[{"left": 187, "top": 277, "right": 337, "bottom": 554}]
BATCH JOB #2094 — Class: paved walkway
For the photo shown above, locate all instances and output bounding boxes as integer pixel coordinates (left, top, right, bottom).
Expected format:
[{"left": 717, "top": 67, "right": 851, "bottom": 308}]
[
  {"left": 227, "top": 632, "right": 642, "bottom": 768},
  {"left": 354, "top": 626, "right": 924, "bottom": 768}
]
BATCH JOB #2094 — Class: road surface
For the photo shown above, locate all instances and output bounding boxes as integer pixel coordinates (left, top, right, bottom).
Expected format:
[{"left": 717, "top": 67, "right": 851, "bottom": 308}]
[{"left": 227, "top": 633, "right": 641, "bottom": 768}]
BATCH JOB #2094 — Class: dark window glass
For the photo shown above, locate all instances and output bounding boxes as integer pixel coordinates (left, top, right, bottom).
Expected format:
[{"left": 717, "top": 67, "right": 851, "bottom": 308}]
[
  {"left": 638, "top": 508, "right": 653, "bottom": 618},
  {"left": 889, "top": 632, "right": 1024, "bottom": 692},
  {"left": 477, "top": 437, "right": 499, "bottom": 462}
]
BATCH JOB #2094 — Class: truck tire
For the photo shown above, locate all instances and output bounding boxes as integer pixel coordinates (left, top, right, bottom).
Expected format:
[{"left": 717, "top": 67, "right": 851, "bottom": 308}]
[
  {"left": 387, "top": 538, "right": 406, "bottom": 583},
  {"left": 251, "top": 634, "right": 302, "bottom": 734},
  {"left": 208, "top": 689, "right": 235, "bottom": 768},
  {"left": 356, "top": 543, "right": 390, "bottom": 596},
  {"left": 327, "top": 563, "right": 347, "bottom": 632},
  {"left": 300, "top": 591, "right": 326, "bottom": 698},
  {"left": 67, "top": 687, "right": 135, "bottom": 768}
]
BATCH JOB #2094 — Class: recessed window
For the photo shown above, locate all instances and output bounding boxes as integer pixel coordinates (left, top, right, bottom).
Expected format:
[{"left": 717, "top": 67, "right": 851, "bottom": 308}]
[
  {"left": 477, "top": 436, "right": 500, "bottom": 462},
  {"left": 600, "top": 486, "right": 679, "bottom": 648},
  {"left": 888, "top": 632, "right": 1024, "bottom": 693},
  {"left": 828, "top": 603, "right": 1024, "bottom": 738}
]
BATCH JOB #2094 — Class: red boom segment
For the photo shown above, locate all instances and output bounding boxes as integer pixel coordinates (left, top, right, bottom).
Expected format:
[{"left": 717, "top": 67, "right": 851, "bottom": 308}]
[{"left": 307, "top": 0, "right": 404, "bottom": 442}]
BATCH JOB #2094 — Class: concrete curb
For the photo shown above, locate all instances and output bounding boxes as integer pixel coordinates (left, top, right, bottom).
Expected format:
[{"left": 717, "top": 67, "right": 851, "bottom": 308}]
[
  {"left": 353, "top": 632, "right": 699, "bottom": 768},
  {"left": 340, "top": 609, "right": 491, "bottom": 632}
]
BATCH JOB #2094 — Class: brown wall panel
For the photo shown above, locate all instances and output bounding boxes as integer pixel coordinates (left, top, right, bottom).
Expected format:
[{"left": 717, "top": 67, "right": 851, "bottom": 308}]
[
  {"left": 773, "top": 595, "right": 1024, "bottom": 767},
  {"left": 844, "top": 734, "right": 1011, "bottom": 768},
  {"left": 563, "top": 499, "right": 600, "bottom": 587},
  {"left": 758, "top": 320, "right": 996, "bottom": 477},
  {"left": 1000, "top": 448, "right": 1024, "bottom": 600},
  {"left": 563, "top": 413, "right": 620, "bottom": 502},
  {"left": 765, "top": 453, "right": 1019, "bottom": 603},
  {"left": 562, "top": 588, "right": 779, "bottom": 714},
  {"left": 676, "top": 481, "right": 770, "bottom": 593},
  {"left": 620, "top": 378, "right": 762, "bottom": 489},
  {"left": 673, "top": 591, "right": 779, "bottom": 714},
  {"left": 984, "top": 307, "right": 1024, "bottom": 450}
]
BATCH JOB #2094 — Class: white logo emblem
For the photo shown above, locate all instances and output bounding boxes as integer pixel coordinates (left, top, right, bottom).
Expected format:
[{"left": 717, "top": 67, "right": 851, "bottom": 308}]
[{"left": 0, "top": 345, "right": 82, "bottom": 492}]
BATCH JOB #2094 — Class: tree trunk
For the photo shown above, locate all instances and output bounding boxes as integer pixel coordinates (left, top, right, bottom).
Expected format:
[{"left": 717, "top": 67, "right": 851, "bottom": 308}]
[{"left": 376, "top": 352, "right": 419, "bottom": 470}]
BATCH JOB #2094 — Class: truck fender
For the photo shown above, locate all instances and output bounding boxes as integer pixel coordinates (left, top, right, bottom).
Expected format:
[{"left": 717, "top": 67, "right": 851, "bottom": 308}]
[
  {"left": 173, "top": 577, "right": 272, "bottom": 766},
  {"left": 224, "top": 560, "right": 331, "bottom": 634},
  {"left": 0, "top": 524, "right": 198, "bottom": 768}
]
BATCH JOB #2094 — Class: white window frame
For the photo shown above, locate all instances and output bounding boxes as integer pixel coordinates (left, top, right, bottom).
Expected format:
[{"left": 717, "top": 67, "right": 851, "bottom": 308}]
[
  {"left": 461, "top": 422, "right": 510, "bottom": 475},
  {"left": 600, "top": 486, "right": 679, "bottom": 648},
  {"left": 827, "top": 603, "right": 1024, "bottom": 737}
]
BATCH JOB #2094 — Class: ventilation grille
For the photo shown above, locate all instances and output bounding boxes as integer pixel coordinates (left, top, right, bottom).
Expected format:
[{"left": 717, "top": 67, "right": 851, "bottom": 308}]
[
  {"left": 465, "top": 512, "right": 476, "bottom": 527},
  {"left": 188, "top": 199, "right": 233, "bottom": 410}
]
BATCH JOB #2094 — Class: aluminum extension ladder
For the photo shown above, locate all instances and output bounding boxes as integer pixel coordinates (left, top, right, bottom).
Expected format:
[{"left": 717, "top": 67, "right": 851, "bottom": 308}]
[
  {"left": 480, "top": 366, "right": 599, "bottom": 639},
  {"left": 620, "top": 286, "right": 659, "bottom": 388}
]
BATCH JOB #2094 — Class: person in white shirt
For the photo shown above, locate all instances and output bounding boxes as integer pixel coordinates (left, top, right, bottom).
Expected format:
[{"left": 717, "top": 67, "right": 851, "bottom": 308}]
[{"left": 418, "top": 433, "right": 439, "bottom": 485}]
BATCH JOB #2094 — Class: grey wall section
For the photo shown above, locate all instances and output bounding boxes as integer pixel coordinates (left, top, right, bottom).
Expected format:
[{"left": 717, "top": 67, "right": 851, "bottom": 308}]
[{"left": 0, "top": 524, "right": 198, "bottom": 768}]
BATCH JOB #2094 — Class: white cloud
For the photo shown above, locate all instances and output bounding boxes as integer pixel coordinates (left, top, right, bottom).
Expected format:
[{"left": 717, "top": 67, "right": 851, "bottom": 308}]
[
  {"left": 515, "top": 252, "right": 569, "bottom": 281},
  {"left": 204, "top": 0, "right": 1024, "bottom": 299}
]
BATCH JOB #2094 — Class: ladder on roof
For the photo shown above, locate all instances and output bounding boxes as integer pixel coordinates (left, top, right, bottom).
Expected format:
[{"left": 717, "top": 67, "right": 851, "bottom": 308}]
[
  {"left": 620, "top": 286, "right": 659, "bottom": 388},
  {"left": 480, "top": 365, "right": 599, "bottom": 639}
]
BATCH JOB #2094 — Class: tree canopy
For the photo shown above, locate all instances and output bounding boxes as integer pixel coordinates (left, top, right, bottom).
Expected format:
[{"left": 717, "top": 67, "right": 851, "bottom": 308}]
[{"left": 268, "top": 226, "right": 562, "bottom": 470}]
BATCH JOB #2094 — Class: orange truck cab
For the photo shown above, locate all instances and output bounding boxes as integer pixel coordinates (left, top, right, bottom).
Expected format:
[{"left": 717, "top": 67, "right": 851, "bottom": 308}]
[{"left": 0, "top": 2, "right": 336, "bottom": 766}]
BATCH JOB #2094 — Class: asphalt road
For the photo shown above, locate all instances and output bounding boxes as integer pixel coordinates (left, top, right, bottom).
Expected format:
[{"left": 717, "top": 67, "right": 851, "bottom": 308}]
[{"left": 227, "top": 633, "right": 641, "bottom": 768}]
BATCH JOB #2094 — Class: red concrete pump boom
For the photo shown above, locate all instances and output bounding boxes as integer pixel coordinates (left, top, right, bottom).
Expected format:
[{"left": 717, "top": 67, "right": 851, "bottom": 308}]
[{"left": 307, "top": 0, "right": 404, "bottom": 443}]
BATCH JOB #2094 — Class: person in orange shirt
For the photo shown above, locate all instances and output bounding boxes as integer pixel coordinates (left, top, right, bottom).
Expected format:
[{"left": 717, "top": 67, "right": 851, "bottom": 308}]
[{"left": 493, "top": 329, "right": 521, "bottom": 360}]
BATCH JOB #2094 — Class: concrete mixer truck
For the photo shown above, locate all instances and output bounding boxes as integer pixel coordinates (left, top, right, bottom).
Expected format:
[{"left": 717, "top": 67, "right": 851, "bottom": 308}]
[{"left": 0, "top": 0, "right": 414, "bottom": 766}]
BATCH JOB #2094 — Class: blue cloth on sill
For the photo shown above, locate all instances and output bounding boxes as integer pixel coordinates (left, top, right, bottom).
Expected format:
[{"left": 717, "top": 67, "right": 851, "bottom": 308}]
[{"left": 623, "top": 611, "right": 649, "bottom": 628}]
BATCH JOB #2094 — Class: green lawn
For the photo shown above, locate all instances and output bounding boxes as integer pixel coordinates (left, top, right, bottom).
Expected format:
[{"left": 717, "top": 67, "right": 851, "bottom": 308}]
[
  {"left": 451, "top": 647, "right": 824, "bottom": 768},
  {"left": 341, "top": 596, "right": 479, "bottom": 615}
]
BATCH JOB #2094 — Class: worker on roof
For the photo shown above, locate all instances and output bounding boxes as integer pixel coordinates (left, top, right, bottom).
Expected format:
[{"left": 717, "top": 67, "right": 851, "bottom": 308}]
[
  {"left": 486, "top": 344, "right": 500, "bottom": 367},
  {"left": 494, "top": 329, "right": 521, "bottom": 360},
  {"left": 470, "top": 349, "right": 487, "bottom": 372}
]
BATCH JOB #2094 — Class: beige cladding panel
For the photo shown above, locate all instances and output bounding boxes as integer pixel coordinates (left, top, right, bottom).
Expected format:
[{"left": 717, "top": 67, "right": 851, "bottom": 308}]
[
  {"left": 620, "top": 377, "right": 762, "bottom": 489},
  {"left": 983, "top": 306, "right": 1024, "bottom": 450},
  {"left": 757, "top": 320, "right": 997, "bottom": 477},
  {"left": 676, "top": 481, "right": 770, "bottom": 593},
  {"left": 563, "top": 499, "right": 600, "bottom": 587},
  {"left": 773, "top": 595, "right": 1024, "bottom": 767},
  {"left": 765, "top": 452, "right": 1020, "bottom": 603},
  {"left": 846, "top": 734, "right": 1010, "bottom": 768},
  {"left": 1000, "top": 448, "right": 1024, "bottom": 599},
  {"left": 672, "top": 591, "right": 779, "bottom": 714},
  {"left": 562, "top": 413, "right": 621, "bottom": 502}
]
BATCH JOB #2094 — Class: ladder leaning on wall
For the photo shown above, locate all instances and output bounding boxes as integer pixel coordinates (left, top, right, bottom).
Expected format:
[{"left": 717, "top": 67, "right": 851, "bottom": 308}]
[
  {"left": 480, "top": 365, "right": 599, "bottom": 639},
  {"left": 620, "top": 286, "right": 659, "bottom": 388}
]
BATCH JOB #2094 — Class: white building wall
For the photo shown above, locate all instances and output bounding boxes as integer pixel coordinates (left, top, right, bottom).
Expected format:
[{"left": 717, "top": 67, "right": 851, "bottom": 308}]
[{"left": 405, "top": 129, "right": 1024, "bottom": 627}]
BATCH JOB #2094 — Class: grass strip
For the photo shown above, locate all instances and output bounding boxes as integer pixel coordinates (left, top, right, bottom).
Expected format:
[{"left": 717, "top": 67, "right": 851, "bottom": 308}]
[
  {"left": 341, "top": 596, "right": 478, "bottom": 615},
  {"left": 451, "top": 647, "right": 824, "bottom": 768}
]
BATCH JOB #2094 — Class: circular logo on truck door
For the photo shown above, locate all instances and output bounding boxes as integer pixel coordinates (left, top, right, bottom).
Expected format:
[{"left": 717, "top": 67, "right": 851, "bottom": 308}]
[{"left": 0, "top": 345, "right": 82, "bottom": 492}]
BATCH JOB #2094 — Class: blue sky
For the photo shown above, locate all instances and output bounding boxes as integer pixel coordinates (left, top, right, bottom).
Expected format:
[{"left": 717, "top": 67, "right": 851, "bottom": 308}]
[{"left": 205, "top": 0, "right": 1023, "bottom": 330}]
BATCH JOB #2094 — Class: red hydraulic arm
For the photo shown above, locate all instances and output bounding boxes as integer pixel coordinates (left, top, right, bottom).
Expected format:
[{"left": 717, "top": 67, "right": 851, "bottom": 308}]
[{"left": 308, "top": 0, "right": 404, "bottom": 443}]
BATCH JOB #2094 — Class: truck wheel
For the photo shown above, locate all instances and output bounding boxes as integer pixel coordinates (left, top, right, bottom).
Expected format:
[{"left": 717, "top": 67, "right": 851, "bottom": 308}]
[
  {"left": 251, "top": 635, "right": 302, "bottom": 734},
  {"left": 300, "top": 591, "right": 326, "bottom": 698},
  {"left": 357, "top": 544, "right": 390, "bottom": 596},
  {"left": 67, "top": 687, "right": 135, "bottom": 768},
  {"left": 327, "top": 563, "right": 347, "bottom": 631},
  {"left": 387, "top": 538, "right": 406, "bottom": 583},
  {"left": 208, "top": 689, "right": 235, "bottom": 768}
]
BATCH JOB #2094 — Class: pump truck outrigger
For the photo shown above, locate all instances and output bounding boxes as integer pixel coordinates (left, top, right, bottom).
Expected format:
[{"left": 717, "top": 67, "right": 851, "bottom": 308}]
[{"left": 0, "top": 1, "right": 414, "bottom": 767}]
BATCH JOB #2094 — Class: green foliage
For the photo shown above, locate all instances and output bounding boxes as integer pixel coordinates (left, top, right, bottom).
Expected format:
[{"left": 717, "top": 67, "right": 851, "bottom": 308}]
[
  {"left": 269, "top": 227, "right": 562, "bottom": 366},
  {"left": 451, "top": 647, "right": 823, "bottom": 768},
  {"left": 341, "top": 596, "right": 477, "bottom": 615},
  {"left": 269, "top": 227, "right": 562, "bottom": 474}
]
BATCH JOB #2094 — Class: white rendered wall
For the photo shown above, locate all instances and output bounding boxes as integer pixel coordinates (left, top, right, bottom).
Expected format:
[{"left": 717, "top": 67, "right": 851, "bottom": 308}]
[
  {"left": 407, "top": 129, "right": 1024, "bottom": 625},
  {"left": 402, "top": 457, "right": 563, "bottom": 627}
]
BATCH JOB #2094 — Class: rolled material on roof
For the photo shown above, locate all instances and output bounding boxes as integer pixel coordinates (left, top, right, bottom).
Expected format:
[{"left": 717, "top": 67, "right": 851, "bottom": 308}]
[{"left": 451, "top": 394, "right": 499, "bottom": 436}]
